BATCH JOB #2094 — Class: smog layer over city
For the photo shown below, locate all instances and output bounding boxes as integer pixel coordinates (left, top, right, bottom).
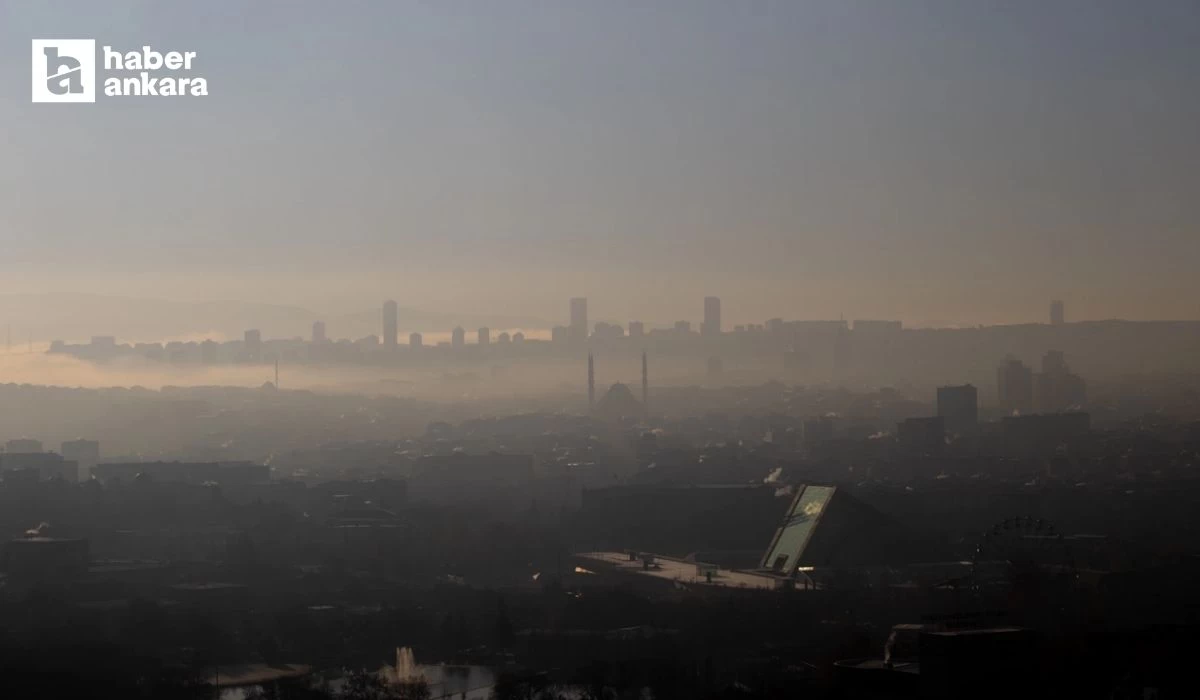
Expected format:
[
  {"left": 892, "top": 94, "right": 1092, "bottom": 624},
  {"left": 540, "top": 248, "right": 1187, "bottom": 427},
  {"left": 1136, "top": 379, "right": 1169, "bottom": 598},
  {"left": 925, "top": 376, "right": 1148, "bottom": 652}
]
[{"left": 4, "top": 2, "right": 1200, "bottom": 699}]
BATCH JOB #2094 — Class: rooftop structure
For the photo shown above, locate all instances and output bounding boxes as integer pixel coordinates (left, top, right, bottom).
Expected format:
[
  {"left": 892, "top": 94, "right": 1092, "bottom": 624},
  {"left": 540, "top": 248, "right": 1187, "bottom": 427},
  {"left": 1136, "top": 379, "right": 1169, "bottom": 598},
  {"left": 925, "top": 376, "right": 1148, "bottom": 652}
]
[
  {"left": 760, "top": 483, "right": 909, "bottom": 575},
  {"left": 761, "top": 485, "right": 837, "bottom": 575},
  {"left": 574, "top": 551, "right": 789, "bottom": 591}
]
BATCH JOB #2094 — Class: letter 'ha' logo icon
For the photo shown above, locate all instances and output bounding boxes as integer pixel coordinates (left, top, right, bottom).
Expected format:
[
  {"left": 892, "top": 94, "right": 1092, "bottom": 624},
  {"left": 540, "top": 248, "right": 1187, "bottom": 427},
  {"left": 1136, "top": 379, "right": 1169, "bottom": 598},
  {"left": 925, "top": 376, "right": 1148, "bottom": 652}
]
[{"left": 31, "top": 39, "right": 96, "bottom": 103}]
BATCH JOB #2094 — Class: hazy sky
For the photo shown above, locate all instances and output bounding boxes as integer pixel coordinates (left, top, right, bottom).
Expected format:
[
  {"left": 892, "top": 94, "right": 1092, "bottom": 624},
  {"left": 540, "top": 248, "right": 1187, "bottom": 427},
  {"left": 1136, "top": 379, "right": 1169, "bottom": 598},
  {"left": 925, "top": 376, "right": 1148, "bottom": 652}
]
[{"left": 3, "top": 1, "right": 1198, "bottom": 327}]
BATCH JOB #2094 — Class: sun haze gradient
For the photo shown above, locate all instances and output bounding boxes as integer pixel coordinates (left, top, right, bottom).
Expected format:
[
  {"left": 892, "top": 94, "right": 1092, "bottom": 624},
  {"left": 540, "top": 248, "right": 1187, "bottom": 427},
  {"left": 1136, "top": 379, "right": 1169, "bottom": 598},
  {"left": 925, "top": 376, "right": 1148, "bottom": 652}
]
[{"left": 3, "top": 1, "right": 1198, "bottom": 327}]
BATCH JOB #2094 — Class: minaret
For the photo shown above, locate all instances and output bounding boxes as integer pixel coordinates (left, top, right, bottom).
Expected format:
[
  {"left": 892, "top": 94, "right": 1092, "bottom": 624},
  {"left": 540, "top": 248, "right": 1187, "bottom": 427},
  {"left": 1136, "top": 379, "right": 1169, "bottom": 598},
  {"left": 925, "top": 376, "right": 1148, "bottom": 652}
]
[
  {"left": 587, "top": 353, "right": 595, "bottom": 412},
  {"left": 641, "top": 351, "right": 648, "bottom": 416}
]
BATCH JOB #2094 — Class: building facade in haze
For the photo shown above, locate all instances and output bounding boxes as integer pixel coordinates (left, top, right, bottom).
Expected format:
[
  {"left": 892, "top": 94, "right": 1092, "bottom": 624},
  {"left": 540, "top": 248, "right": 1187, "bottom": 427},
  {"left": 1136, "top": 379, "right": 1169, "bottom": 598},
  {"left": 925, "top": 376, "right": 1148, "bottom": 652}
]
[
  {"left": 451, "top": 326, "right": 465, "bottom": 349},
  {"left": 382, "top": 300, "right": 398, "bottom": 349},
  {"left": 201, "top": 339, "right": 218, "bottom": 364},
  {"left": 852, "top": 320, "right": 902, "bottom": 333},
  {"left": 569, "top": 298, "right": 588, "bottom": 345},
  {"left": 5, "top": 438, "right": 43, "bottom": 453},
  {"left": 312, "top": 320, "right": 326, "bottom": 344},
  {"left": 1051, "top": 300, "right": 1065, "bottom": 326},
  {"left": 1034, "top": 350, "right": 1086, "bottom": 412},
  {"left": 937, "top": 384, "right": 978, "bottom": 435},
  {"left": 703, "top": 296, "right": 722, "bottom": 336},
  {"left": 707, "top": 355, "right": 724, "bottom": 379},
  {"left": 243, "top": 329, "right": 262, "bottom": 361},
  {"left": 0, "top": 452, "right": 78, "bottom": 481},
  {"left": 477, "top": 327, "right": 490, "bottom": 346},
  {"left": 898, "top": 416, "right": 946, "bottom": 450},
  {"left": 61, "top": 439, "right": 100, "bottom": 480},
  {"left": 997, "top": 358, "right": 1034, "bottom": 415}
]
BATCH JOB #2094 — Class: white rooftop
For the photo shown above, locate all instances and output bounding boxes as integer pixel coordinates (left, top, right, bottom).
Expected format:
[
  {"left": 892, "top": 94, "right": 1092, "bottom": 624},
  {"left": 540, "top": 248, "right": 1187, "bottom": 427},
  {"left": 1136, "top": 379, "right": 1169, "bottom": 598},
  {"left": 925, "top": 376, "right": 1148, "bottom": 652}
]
[{"left": 575, "top": 551, "right": 801, "bottom": 591}]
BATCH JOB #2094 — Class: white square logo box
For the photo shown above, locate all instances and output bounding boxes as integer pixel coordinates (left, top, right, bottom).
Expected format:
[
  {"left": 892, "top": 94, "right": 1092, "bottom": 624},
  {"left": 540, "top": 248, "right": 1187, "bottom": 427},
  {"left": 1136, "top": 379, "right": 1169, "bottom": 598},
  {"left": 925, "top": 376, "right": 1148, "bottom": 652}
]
[{"left": 32, "top": 39, "right": 96, "bottom": 103}]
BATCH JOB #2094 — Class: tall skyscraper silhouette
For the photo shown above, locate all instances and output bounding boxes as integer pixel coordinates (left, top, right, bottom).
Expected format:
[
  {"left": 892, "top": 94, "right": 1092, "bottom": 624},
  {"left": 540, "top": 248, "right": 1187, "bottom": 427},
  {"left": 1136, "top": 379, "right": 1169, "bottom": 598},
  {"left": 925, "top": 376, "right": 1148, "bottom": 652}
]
[
  {"left": 312, "top": 321, "right": 326, "bottom": 344},
  {"left": 570, "top": 298, "right": 588, "bottom": 345},
  {"left": 382, "top": 300, "right": 398, "bottom": 349},
  {"left": 451, "top": 326, "right": 465, "bottom": 349},
  {"left": 702, "top": 296, "right": 721, "bottom": 336},
  {"left": 1034, "top": 350, "right": 1086, "bottom": 412},
  {"left": 997, "top": 358, "right": 1034, "bottom": 414},
  {"left": 477, "top": 327, "right": 490, "bottom": 346},
  {"left": 244, "top": 329, "right": 262, "bottom": 361},
  {"left": 1050, "top": 300, "right": 1065, "bottom": 326}
]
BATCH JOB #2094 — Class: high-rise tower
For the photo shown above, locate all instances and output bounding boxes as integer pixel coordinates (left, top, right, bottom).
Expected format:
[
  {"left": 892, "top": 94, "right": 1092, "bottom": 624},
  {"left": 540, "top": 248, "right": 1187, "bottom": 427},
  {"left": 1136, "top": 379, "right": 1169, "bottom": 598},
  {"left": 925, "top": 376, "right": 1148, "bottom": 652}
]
[
  {"left": 1050, "top": 300, "right": 1065, "bottom": 326},
  {"left": 244, "top": 329, "right": 262, "bottom": 361},
  {"left": 702, "top": 296, "right": 721, "bottom": 336},
  {"left": 997, "top": 357, "right": 1034, "bottom": 414},
  {"left": 570, "top": 298, "right": 588, "bottom": 345},
  {"left": 382, "top": 300, "right": 398, "bottom": 349}
]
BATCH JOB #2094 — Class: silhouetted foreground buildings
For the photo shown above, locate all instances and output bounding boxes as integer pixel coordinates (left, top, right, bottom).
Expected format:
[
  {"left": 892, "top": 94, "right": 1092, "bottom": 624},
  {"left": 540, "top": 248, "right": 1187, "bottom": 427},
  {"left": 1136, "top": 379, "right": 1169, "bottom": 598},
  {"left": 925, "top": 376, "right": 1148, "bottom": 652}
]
[{"left": 3, "top": 348, "right": 1200, "bottom": 696}]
